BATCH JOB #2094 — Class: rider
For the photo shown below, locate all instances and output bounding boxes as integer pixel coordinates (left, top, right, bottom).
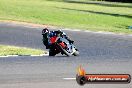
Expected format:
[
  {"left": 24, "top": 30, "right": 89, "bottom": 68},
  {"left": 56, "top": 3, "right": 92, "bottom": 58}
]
[{"left": 42, "top": 28, "right": 74, "bottom": 49}]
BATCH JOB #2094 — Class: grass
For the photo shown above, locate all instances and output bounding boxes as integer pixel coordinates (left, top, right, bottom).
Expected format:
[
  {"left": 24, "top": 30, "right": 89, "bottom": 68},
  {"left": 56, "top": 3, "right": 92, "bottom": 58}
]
[
  {"left": 0, "top": 0, "right": 132, "bottom": 33},
  {"left": 0, "top": 45, "right": 47, "bottom": 56}
]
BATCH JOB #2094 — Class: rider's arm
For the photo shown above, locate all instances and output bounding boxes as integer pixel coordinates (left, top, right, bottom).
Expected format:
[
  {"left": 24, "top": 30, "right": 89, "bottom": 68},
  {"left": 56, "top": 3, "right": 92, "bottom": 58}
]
[{"left": 61, "top": 32, "right": 74, "bottom": 43}]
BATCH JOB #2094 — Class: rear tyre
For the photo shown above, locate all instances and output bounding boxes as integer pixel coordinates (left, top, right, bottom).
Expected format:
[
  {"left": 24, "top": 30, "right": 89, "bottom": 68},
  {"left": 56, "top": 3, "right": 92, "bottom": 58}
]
[{"left": 49, "top": 49, "right": 56, "bottom": 56}]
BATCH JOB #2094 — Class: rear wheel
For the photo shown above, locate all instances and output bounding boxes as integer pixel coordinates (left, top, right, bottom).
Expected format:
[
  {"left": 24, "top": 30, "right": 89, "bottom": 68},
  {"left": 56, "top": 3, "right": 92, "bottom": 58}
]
[{"left": 49, "top": 49, "right": 56, "bottom": 56}]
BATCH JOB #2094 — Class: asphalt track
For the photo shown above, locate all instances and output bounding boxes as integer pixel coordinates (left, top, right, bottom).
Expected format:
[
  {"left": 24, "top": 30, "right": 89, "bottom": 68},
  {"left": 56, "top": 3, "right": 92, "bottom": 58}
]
[{"left": 0, "top": 22, "right": 132, "bottom": 88}]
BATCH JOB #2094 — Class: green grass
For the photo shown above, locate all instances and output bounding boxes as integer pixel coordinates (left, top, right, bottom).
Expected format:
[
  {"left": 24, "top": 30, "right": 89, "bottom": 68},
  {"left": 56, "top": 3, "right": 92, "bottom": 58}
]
[
  {"left": 0, "top": 0, "right": 132, "bottom": 33},
  {"left": 0, "top": 45, "right": 47, "bottom": 56}
]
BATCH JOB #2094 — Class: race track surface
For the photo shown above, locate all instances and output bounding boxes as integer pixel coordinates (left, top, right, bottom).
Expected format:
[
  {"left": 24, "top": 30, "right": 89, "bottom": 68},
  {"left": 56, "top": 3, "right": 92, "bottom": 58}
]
[{"left": 0, "top": 22, "right": 132, "bottom": 88}]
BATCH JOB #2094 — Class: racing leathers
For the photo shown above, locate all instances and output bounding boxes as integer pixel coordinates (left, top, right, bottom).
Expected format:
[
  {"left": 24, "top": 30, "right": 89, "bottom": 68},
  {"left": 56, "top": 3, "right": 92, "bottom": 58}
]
[{"left": 42, "top": 30, "right": 74, "bottom": 49}]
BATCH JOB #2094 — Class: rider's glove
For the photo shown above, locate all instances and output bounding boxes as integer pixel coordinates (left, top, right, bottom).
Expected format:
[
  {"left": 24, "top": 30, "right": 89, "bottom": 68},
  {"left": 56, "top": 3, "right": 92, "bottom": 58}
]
[{"left": 69, "top": 40, "right": 74, "bottom": 44}]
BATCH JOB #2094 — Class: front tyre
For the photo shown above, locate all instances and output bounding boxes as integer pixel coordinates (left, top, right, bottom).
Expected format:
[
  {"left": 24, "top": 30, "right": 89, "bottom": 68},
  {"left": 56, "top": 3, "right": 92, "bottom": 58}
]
[{"left": 73, "top": 50, "right": 79, "bottom": 56}]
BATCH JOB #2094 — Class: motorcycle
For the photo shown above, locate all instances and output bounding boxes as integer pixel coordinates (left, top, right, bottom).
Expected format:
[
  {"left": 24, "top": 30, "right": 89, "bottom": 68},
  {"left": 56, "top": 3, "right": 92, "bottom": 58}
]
[{"left": 48, "top": 36, "right": 79, "bottom": 56}]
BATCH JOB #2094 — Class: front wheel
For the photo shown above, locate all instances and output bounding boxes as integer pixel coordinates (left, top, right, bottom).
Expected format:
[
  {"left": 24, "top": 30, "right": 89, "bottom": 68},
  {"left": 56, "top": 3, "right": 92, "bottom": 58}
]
[{"left": 73, "top": 50, "right": 79, "bottom": 56}]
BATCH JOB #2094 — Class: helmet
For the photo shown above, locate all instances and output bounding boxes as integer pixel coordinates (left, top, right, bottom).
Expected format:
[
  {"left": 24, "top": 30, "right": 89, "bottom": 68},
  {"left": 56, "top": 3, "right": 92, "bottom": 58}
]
[
  {"left": 57, "top": 29, "right": 62, "bottom": 34},
  {"left": 58, "top": 29, "right": 62, "bottom": 32},
  {"left": 42, "top": 28, "right": 49, "bottom": 35}
]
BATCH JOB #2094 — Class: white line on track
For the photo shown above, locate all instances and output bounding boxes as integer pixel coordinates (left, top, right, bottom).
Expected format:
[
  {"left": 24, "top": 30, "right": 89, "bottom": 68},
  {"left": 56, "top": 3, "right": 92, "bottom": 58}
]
[
  {"left": 63, "top": 78, "right": 76, "bottom": 80},
  {"left": 62, "top": 28, "right": 132, "bottom": 37},
  {"left": 0, "top": 56, "right": 8, "bottom": 57},
  {"left": 0, "top": 54, "right": 49, "bottom": 57},
  {"left": 1, "top": 21, "right": 132, "bottom": 37}
]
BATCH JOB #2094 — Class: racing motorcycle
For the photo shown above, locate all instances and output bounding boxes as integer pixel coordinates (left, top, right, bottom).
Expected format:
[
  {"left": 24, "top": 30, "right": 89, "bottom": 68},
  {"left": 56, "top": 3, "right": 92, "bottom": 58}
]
[{"left": 48, "top": 36, "right": 79, "bottom": 56}]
